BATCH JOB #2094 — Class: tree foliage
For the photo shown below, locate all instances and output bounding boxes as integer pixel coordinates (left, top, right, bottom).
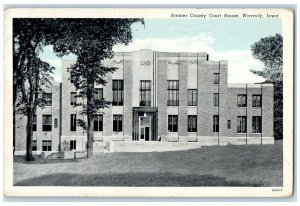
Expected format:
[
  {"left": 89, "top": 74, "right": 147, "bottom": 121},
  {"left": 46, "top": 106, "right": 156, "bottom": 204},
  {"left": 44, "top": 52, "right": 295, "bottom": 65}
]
[
  {"left": 49, "top": 19, "right": 144, "bottom": 158},
  {"left": 251, "top": 33, "right": 283, "bottom": 140},
  {"left": 13, "top": 19, "right": 55, "bottom": 160}
]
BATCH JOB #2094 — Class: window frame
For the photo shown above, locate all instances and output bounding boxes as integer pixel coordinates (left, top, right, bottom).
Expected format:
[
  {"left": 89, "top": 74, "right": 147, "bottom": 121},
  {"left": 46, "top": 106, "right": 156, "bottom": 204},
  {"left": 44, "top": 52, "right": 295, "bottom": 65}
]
[
  {"left": 213, "top": 115, "right": 219, "bottom": 132},
  {"left": 94, "top": 115, "right": 103, "bottom": 132},
  {"left": 168, "top": 115, "right": 178, "bottom": 133},
  {"left": 42, "top": 115, "right": 52, "bottom": 131},
  {"left": 140, "top": 80, "right": 151, "bottom": 106},
  {"left": 187, "top": 115, "right": 197, "bottom": 132},
  {"left": 113, "top": 115, "right": 123, "bottom": 132},
  {"left": 237, "top": 94, "right": 247, "bottom": 107},
  {"left": 70, "top": 140, "right": 76, "bottom": 150},
  {"left": 252, "top": 94, "right": 262, "bottom": 107},
  {"left": 32, "top": 140, "right": 37, "bottom": 151},
  {"left": 213, "top": 93, "right": 219, "bottom": 106},
  {"left": 112, "top": 80, "right": 124, "bottom": 106},
  {"left": 237, "top": 116, "right": 247, "bottom": 133},
  {"left": 70, "top": 92, "right": 77, "bottom": 106},
  {"left": 32, "top": 115, "right": 37, "bottom": 131},
  {"left": 43, "top": 93, "right": 52, "bottom": 106},
  {"left": 252, "top": 116, "right": 262, "bottom": 133},
  {"left": 188, "top": 89, "right": 197, "bottom": 106},
  {"left": 227, "top": 120, "right": 231, "bottom": 130},
  {"left": 70, "top": 114, "right": 76, "bottom": 131},
  {"left": 42, "top": 140, "right": 52, "bottom": 151},
  {"left": 213, "top": 73, "right": 220, "bottom": 84},
  {"left": 167, "top": 80, "right": 179, "bottom": 106}
]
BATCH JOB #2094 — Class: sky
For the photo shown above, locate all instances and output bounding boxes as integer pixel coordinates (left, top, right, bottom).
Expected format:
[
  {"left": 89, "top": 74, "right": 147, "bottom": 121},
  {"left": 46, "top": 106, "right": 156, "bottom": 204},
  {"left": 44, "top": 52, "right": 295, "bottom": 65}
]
[{"left": 39, "top": 18, "right": 282, "bottom": 83}]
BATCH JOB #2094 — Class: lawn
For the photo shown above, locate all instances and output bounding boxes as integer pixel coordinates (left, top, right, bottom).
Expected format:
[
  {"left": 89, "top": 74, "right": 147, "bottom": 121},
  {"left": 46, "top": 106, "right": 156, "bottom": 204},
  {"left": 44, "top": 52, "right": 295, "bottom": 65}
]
[{"left": 13, "top": 141, "right": 283, "bottom": 186}]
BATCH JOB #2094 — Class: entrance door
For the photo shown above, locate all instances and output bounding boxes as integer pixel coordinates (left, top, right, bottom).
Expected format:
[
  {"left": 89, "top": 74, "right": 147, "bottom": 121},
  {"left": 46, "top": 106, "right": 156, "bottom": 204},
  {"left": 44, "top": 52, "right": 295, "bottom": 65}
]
[{"left": 139, "top": 116, "right": 151, "bottom": 141}]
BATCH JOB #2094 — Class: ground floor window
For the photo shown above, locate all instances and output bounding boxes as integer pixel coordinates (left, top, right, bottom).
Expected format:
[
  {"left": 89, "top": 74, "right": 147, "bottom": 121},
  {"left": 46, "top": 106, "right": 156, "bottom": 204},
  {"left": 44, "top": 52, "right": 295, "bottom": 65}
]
[
  {"left": 227, "top": 120, "right": 231, "bottom": 129},
  {"left": 237, "top": 116, "right": 247, "bottom": 133},
  {"left": 252, "top": 116, "right": 262, "bottom": 133},
  {"left": 213, "top": 115, "right": 219, "bottom": 132},
  {"left": 94, "top": 115, "right": 103, "bottom": 131},
  {"left": 70, "top": 140, "right": 76, "bottom": 150},
  {"left": 42, "top": 140, "right": 52, "bottom": 151},
  {"left": 168, "top": 115, "right": 178, "bottom": 132},
  {"left": 187, "top": 115, "right": 197, "bottom": 132},
  {"left": 113, "top": 115, "right": 123, "bottom": 132},
  {"left": 32, "top": 140, "right": 37, "bottom": 151}
]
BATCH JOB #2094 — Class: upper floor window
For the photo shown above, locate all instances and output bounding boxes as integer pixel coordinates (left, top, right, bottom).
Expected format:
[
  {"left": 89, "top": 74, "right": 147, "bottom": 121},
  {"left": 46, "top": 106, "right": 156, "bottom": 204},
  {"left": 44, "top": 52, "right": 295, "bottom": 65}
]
[
  {"left": 94, "top": 88, "right": 103, "bottom": 101},
  {"left": 167, "top": 80, "right": 179, "bottom": 106},
  {"left": 252, "top": 116, "right": 262, "bottom": 133},
  {"left": 54, "top": 118, "right": 58, "bottom": 128},
  {"left": 213, "top": 115, "right": 219, "bottom": 132},
  {"left": 168, "top": 115, "right": 178, "bottom": 132},
  {"left": 70, "top": 114, "right": 76, "bottom": 131},
  {"left": 112, "top": 80, "right": 123, "bottom": 106},
  {"left": 43, "top": 93, "right": 52, "bottom": 106},
  {"left": 70, "top": 92, "right": 76, "bottom": 105},
  {"left": 94, "top": 115, "right": 103, "bottom": 132},
  {"left": 237, "top": 116, "right": 247, "bottom": 133},
  {"left": 188, "top": 89, "right": 197, "bottom": 106},
  {"left": 252, "top": 95, "right": 262, "bottom": 107},
  {"left": 140, "top": 80, "right": 151, "bottom": 106},
  {"left": 213, "top": 93, "right": 219, "bottom": 106},
  {"left": 237, "top": 94, "right": 247, "bottom": 107},
  {"left": 42, "top": 115, "right": 52, "bottom": 131},
  {"left": 113, "top": 115, "right": 123, "bottom": 132},
  {"left": 188, "top": 115, "right": 197, "bottom": 132},
  {"left": 213, "top": 73, "right": 219, "bottom": 84}
]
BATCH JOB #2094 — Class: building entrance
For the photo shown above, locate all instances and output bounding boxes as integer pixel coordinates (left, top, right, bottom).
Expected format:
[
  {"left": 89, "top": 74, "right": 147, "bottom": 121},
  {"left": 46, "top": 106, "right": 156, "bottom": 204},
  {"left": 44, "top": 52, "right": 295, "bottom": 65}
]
[{"left": 133, "top": 107, "right": 158, "bottom": 141}]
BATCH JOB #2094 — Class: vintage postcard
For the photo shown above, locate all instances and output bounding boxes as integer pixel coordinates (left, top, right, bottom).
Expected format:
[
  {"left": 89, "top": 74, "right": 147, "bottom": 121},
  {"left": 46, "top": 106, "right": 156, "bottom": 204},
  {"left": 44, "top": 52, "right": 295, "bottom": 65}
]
[{"left": 3, "top": 8, "right": 294, "bottom": 197}]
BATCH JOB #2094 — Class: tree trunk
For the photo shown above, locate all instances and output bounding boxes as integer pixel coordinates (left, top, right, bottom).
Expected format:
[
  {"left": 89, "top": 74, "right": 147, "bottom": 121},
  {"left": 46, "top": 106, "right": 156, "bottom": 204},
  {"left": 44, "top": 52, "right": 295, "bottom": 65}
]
[
  {"left": 86, "top": 87, "right": 94, "bottom": 159},
  {"left": 25, "top": 110, "right": 35, "bottom": 161},
  {"left": 87, "top": 115, "right": 94, "bottom": 158}
]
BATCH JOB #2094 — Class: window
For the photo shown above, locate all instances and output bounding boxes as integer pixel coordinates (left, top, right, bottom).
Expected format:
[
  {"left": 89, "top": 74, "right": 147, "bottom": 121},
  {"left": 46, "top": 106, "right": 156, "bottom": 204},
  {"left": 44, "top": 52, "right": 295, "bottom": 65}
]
[
  {"left": 140, "top": 80, "right": 151, "bottom": 106},
  {"left": 113, "top": 115, "right": 122, "bottom": 132},
  {"left": 112, "top": 80, "right": 123, "bottom": 106},
  {"left": 43, "top": 93, "right": 52, "bottom": 106},
  {"left": 94, "top": 115, "right": 103, "bottom": 131},
  {"left": 42, "top": 140, "right": 52, "bottom": 151},
  {"left": 252, "top": 116, "right": 262, "bottom": 133},
  {"left": 70, "top": 140, "right": 76, "bottom": 150},
  {"left": 237, "top": 116, "right": 247, "bottom": 133},
  {"left": 32, "top": 140, "right": 37, "bottom": 151},
  {"left": 70, "top": 92, "right": 76, "bottom": 105},
  {"left": 227, "top": 120, "right": 231, "bottom": 129},
  {"left": 54, "top": 118, "right": 58, "bottom": 128},
  {"left": 213, "top": 93, "right": 219, "bottom": 106},
  {"left": 237, "top": 94, "right": 247, "bottom": 107},
  {"left": 167, "top": 80, "right": 179, "bottom": 106},
  {"left": 168, "top": 115, "right": 178, "bottom": 132},
  {"left": 188, "top": 115, "right": 197, "bottom": 132},
  {"left": 188, "top": 89, "right": 197, "bottom": 106},
  {"left": 94, "top": 88, "right": 103, "bottom": 101},
  {"left": 213, "top": 115, "right": 219, "bottom": 132},
  {"left": 70, "top": 114, "right": 76, "bottom": 131},
  {"left": 252, "top": 95, "right": 262, "bottom": 107},
  {"left": 42, "top": 115, "right": 52, "bottom": 131},
  {"left": 32, "top": 115, "right": 37, "bottom": 131},
  {"left": 213, "top": 73, "right": 219, "bottom": 84}
]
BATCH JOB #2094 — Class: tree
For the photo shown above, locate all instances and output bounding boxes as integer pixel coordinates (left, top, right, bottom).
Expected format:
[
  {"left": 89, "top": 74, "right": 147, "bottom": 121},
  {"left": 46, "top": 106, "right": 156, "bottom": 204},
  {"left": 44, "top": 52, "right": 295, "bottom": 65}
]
[
  {"left": 250, "top": 33, "right": 283, "bottom": 140},
  {"left": 50, "top": 19, "right": 143, "bottom": 158},
  {"left": 13, "top": 19, "right": 55, "bottom": 160}
]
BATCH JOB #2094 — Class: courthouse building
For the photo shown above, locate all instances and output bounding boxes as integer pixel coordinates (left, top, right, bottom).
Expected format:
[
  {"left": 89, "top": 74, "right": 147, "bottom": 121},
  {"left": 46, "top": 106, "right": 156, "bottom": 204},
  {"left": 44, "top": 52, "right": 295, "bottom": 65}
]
[{"left": 15, "top": 49, "right": 274, "bottom": 153}]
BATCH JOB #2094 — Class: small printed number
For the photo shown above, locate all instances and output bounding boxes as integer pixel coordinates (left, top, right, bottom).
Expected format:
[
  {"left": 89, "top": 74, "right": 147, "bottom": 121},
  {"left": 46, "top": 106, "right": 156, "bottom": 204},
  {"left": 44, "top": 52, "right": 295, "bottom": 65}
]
[{"left": 272, "top": 188, "right": 282, "bottom": 192}]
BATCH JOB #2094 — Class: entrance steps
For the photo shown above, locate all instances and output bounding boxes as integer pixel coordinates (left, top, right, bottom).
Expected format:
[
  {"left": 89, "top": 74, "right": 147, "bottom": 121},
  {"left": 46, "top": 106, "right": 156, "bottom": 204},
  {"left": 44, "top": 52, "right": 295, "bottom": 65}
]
[{"left": 93, "top": 141, "right": 202, "bottom": 153}]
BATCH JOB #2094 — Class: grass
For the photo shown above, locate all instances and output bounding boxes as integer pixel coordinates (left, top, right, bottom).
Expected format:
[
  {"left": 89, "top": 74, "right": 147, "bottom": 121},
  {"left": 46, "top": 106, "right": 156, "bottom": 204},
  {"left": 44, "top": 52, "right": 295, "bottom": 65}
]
[{"left": 13, "top": 140, "right": 283, "bottom": 186}]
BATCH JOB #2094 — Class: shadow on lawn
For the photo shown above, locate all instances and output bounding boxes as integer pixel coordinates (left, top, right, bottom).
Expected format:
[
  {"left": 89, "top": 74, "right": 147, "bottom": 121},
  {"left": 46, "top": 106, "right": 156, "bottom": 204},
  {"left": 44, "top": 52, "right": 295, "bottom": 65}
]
[{"left": 14, "top": 173, "right": 264, "bottom": 187}]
